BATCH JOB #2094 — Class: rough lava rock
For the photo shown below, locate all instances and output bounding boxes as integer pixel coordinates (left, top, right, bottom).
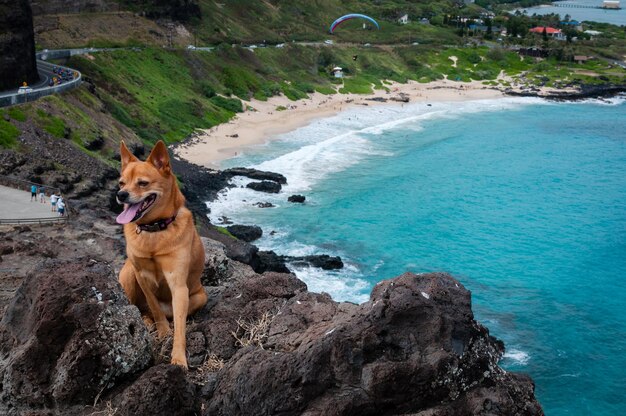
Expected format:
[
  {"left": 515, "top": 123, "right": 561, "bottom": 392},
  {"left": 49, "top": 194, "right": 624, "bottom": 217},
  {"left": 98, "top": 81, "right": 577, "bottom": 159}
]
[
  {"left": 204, "top": 271, "right": 543, "bottom": 416},
  {"left": 0, "top": 240, "right": 543, "bottom": 415},
  {"left": 116, "top": 364, "right": 200, "bottom": 416},
  {"left": 0, "top": 258, "right": 152, "bottom": 413},
  {"left": 246, "top": 180, "right": 282, "bottom": 193},
  {"left": 288, "top": 194, "right": 306, "bottom": 203},
  {"left": 226, "top": 224, "right": 263, "bottom": 242},
  {"left": 224, "top": 167, "right": 287, "bottom": 184}
]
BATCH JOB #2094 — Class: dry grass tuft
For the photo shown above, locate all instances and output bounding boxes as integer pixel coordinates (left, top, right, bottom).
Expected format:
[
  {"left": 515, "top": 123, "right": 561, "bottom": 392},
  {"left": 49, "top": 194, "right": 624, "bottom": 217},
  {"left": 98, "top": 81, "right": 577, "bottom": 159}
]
[
  {"left": 231, "top": 311, "right": 275, "bottom": 349},
  {"left": 87, "top": 401, "right": 118, "bottom": 416}
]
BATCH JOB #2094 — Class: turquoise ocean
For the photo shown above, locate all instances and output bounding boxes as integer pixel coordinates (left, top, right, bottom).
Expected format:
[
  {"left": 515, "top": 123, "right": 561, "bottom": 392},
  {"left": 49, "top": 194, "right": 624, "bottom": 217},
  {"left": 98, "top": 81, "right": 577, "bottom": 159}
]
[{"left": 209, "top": 96, "right": 626, "bottom": 415}]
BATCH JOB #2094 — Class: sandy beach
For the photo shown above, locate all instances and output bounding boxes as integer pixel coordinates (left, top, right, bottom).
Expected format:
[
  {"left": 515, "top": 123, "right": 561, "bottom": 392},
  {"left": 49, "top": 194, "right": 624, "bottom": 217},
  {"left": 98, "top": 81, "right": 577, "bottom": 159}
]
[{"left": 175, "top": 79, "right": 508, "bottom": 169}]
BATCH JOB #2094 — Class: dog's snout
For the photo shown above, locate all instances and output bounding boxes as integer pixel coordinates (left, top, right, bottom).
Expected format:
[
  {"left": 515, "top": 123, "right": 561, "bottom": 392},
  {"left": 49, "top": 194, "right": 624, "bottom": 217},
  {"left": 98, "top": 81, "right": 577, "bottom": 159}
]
[{"left": 117, "top": 191, "right": 129, "bottom": 202}]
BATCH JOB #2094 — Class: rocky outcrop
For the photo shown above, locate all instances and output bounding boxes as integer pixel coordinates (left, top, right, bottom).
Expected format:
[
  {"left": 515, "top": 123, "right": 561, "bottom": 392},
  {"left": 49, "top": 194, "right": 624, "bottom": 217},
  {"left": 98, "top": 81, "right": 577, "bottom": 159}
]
[
  {"left": 0, "top": 0, "right": 39, "bottom": 91},
  {"left": 257, "top": 250, "right": 344, "bottom": 271},
  {"left": 226, "top": 224, "right": 263, "bottom": 242},
  {"left": 288, "top": 194, "right": 306, "bottom": 203},
  {"left": 223, "top": 167, "right": 287, "bottom": 184},
  {"left": 246, "top": 180, "right": 282, "bottom": 193},
  {"left": 0, "top": 259, "right": 152, "bottom": 413},
  {"left": 0, "top": 237, "right": 543, "bottom": 415}
]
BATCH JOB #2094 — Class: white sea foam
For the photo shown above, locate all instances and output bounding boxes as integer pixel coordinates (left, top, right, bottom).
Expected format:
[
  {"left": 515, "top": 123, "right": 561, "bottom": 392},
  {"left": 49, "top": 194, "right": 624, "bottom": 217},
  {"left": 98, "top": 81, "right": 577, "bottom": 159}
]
[
  {"left": 502, "top": 348, "right": 530, "bottom": 365},
  {"left": 288, "top": 265, "right": 370, "bottom": 304}
]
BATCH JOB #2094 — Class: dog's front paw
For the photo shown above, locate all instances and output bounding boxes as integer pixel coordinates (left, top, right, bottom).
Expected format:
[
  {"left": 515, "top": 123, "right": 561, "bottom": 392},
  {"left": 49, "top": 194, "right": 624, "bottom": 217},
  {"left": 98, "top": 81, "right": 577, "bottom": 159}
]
[
  {"left": 155, "top": 320, "right": 170, "bottom": 339},
  {"left": 171, "top": 354, "right": 188, "bottom": 370}
]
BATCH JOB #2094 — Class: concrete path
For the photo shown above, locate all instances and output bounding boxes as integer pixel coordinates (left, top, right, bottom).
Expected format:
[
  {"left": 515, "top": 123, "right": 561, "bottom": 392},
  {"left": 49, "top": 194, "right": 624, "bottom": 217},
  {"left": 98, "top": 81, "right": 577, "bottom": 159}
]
[{"left": 0, "top": 185, "right": 62, "bottom": 220}]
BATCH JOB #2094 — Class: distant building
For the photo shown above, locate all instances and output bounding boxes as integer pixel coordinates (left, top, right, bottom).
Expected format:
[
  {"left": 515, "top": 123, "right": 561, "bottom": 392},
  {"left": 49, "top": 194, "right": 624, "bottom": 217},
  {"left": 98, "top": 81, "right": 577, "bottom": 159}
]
[
  {"left": 398, "top": 14, "right": 409, "bottom": 24},
  {"left": 331, "top": 67, "right": 343, "bottom": 78},
  {"left": 603, "top": 1, "right": 620, "bottom": 9},
  {"left": 529, "top": 26, "right": 566, "bottom": 41}
]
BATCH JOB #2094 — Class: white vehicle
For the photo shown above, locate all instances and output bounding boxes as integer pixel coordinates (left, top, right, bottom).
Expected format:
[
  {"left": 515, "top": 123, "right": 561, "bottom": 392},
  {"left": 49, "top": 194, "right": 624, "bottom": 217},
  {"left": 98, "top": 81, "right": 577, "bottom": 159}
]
[
  {"left": 412, "top": 42, "right": 419, "bottom": 46},
  {"left": 17, "top": 86, "right": 33, "bottom": 94},
  {"left": 364, "top": 43, "right": 371, "bottom": 47},
  {"left": 324, "top": 39, "right": 334, "bottom": 45},
  {"left": 187, "top": 45, "right": 196, "bottom": 50},
  {"left": 275, "top": 43, "right": 285, "bottom": 48}
]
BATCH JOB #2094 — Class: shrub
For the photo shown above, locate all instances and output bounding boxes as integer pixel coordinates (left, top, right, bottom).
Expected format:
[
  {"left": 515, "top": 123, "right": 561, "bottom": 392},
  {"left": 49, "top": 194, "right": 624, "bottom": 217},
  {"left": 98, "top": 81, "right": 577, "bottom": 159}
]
[
  {"left": 468, "top": 52, "right": 482, "bottom": 65},
  {"left": 200, "top": 81, "right": 216, "bottom": 98},
  {"left": 210, "top": 95, "right": 243, "bottom": 113}
]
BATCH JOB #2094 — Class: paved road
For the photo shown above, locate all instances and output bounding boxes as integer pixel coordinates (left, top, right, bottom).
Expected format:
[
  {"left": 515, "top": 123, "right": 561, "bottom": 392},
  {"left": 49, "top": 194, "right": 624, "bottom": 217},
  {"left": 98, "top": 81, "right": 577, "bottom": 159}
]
[{"left": 0, "top": 185, "right": 61, "bottom": 220}]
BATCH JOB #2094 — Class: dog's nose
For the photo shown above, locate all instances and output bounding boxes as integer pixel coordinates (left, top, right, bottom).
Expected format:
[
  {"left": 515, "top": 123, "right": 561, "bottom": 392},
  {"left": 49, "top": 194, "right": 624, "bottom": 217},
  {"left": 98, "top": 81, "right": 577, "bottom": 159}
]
[{"left": 117, "top": 191, "right": 129, "bottom": 202}]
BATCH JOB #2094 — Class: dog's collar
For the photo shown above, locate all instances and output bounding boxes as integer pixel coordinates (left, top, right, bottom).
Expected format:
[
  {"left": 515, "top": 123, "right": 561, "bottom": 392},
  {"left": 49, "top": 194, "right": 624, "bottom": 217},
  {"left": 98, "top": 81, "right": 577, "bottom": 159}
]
[{"left": 135, "top": 213, "right": 177, "bottom": 234}]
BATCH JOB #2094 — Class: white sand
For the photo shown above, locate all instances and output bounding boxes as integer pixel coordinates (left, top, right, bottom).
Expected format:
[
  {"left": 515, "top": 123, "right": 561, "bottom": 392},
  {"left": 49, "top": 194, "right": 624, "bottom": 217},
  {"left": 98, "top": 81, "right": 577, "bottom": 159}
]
[{"left": 174, "top": 79, "right": 509, "bottom": 169}]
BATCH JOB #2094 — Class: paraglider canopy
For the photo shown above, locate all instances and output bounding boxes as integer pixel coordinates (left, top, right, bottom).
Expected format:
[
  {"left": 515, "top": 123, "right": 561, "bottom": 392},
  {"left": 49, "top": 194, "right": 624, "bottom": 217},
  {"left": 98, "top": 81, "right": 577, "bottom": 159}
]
[{"left": 329, "top": 14, "right": 380, "bottom": 34}]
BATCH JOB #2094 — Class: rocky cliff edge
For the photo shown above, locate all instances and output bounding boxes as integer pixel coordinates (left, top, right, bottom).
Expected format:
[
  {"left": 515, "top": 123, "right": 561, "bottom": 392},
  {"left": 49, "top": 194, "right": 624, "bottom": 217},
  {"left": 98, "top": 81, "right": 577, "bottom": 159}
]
[{"left": 0, "top": 235, "right": 543, "bottom": 415}]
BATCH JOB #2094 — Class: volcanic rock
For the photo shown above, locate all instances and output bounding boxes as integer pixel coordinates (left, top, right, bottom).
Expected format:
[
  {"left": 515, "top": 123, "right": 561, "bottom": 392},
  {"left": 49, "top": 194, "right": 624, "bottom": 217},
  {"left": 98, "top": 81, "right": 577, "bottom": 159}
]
[
  {"left": 246, "top": 180, "right": 281, "bottom": 193},
  {"left": 226, "top": 224, "right": 263, "bottom": 242},
  {"left": 0, "top": 259, "right": 152, "bottom": 412},
  {"left": 224, "top": 167, "right": 287, "bottom": 184},
  {"left": 203, "top": 272, "right": 543, "bottom": 415},
  {"left": 288, "top": 194, "right": 306, "bottom": 203}
]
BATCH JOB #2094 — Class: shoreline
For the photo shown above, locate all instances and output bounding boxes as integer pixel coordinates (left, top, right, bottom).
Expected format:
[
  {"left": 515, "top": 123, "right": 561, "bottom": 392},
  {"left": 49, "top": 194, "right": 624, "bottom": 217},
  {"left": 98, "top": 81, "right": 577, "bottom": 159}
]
[
  {"left": 174, "top": 79, "right": 508, "bottom": 169},
  {"left": 174, "top": 79, "right": 623, "bottom": 170}
]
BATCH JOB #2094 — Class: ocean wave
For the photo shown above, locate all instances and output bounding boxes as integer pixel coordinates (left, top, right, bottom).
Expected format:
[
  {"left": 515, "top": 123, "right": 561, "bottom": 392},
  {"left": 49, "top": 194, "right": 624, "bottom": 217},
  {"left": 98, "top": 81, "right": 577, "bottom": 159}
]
[{"left": 502, "top": 348, "right": 530, "bottom": 365}]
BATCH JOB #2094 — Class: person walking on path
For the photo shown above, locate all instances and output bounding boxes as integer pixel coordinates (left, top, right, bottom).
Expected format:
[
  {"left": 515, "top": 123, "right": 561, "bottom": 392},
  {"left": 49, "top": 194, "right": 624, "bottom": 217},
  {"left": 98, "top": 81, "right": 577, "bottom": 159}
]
[
  {"left": 57, "top": 197, "right": 65, "bottom": 216},
  {"left": 50, "top": 192, "right": 59, "bottom": 212},
  {"left": 30, "top": 184, "right": 37, "bottom": 202},
  {"left": 39, "top": 186, "right": 46, "bottom": 203}
]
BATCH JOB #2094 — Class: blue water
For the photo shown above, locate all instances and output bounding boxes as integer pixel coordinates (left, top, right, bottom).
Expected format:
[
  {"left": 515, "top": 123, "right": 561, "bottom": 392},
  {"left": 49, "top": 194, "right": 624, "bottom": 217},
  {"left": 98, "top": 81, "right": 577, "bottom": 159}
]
[
  {"left": 520, "top": 0, "right": 626, "bottom": 26},
  {"left": 209, "top": 97, "right": 626, "bottom": 415}
]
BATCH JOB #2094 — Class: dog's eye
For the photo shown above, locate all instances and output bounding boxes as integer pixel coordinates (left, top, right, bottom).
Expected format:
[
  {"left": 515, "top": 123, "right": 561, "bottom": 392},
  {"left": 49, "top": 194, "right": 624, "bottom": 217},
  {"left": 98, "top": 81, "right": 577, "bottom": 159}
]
[
  {"left": 119, "top": 181, "right": 125, "bottom": 187},
  {"left": 138, "top": 180, "right": 149, "bottom": 187}
]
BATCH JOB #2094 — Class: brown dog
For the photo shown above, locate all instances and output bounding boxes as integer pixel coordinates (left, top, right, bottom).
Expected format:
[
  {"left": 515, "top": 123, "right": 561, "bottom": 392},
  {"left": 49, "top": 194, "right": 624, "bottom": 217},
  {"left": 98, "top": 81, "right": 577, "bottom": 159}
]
[{"left": 117, "top": 140, "right": 207, "bottom": 369}]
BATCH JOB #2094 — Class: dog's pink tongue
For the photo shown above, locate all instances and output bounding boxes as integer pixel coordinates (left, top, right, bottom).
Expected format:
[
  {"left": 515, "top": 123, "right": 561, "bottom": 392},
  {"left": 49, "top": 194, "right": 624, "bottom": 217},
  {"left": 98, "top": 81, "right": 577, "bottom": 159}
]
[{"left": 116, "top": 202, "right": 142, "bottom": 224}]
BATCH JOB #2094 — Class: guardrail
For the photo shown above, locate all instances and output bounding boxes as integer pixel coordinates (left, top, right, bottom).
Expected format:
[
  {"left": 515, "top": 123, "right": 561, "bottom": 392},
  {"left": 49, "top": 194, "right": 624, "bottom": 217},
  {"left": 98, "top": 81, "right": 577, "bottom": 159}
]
[
  {"left": 0, "top": 217, "right": 68, "bottom": 225},
  {"left": 0, "top": 176, "right": 69, "bottom": 224},
  {"left": 0, "top": 60, "right": 82, "bottom": 108}
]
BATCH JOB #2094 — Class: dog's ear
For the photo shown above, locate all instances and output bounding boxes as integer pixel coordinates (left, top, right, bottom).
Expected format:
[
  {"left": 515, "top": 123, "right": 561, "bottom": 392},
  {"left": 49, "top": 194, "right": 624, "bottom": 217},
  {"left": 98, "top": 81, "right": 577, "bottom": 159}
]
[
  {"left": 120, "top": 141, "right": 139, "bottom": 170},
  {"left": 147, "top": 140, "right": 171, "bottom": 174}
]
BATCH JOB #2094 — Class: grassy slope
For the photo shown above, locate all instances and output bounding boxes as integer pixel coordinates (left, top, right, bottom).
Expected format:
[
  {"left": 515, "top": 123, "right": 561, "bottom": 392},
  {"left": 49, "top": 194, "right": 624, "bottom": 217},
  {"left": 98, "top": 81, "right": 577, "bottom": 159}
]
[{"left": 64, "top": 40, "right": 624, "bottom": 148}]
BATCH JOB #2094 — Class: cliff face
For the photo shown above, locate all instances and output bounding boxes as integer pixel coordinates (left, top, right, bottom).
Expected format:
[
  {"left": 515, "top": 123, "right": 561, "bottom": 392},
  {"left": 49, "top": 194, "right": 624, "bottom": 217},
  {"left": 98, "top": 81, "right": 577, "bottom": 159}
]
[{"left": 0, "top": 0, "right": 38, "bottom": 91}]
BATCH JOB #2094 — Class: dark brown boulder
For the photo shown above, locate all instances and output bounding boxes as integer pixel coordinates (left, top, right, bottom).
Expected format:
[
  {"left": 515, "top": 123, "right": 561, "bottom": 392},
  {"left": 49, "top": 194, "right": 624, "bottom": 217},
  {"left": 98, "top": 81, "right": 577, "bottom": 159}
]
[
  {"left": 0, "top": 259, "right": 152, "bottom": 412},
  {"left": 246, "top": 180, "right": 281, "bottom": 193},
  {"left": 116, "top": 364, "right": 200, "bottom": 416},
  {"left": 204, "top": 272, "right": 543, "bottom": 415}
]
